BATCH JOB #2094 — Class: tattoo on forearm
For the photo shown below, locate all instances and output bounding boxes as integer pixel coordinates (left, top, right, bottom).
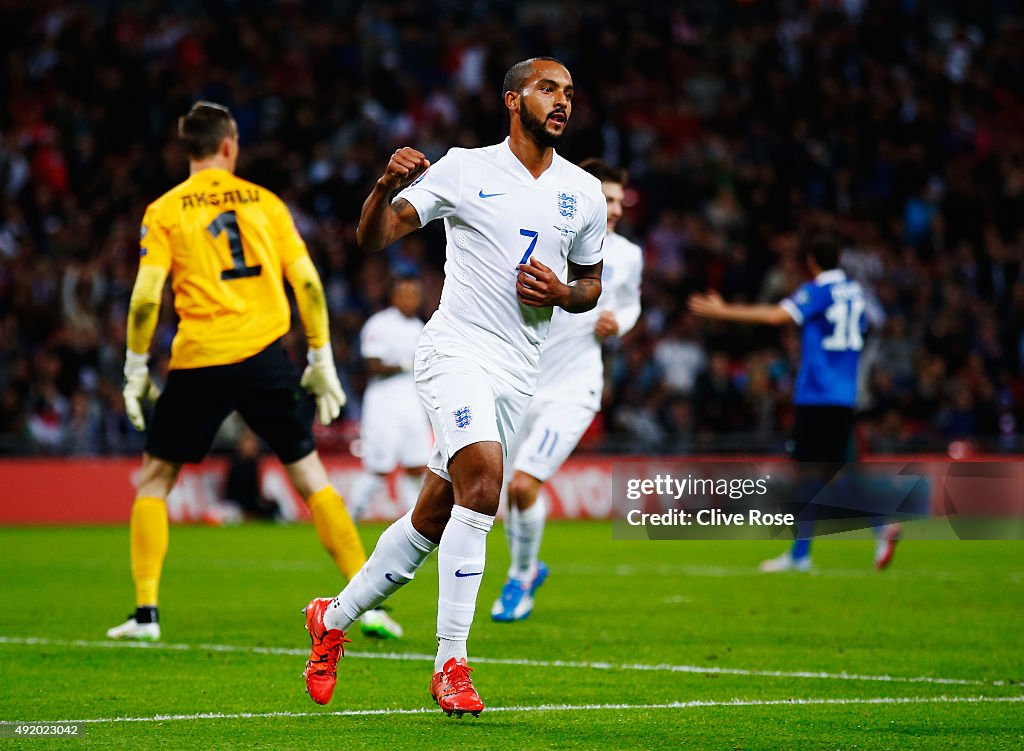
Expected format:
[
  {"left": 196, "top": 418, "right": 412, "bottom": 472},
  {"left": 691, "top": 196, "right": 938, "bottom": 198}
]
[
  {"left": 564, "top": 278, "right": 602, "bottom": 312},
  {"left": 391, "top": 197, "right": 411, "bottom": 214},
  {"left": 562, "top": 260, "right": 603, "bottom": 312}
]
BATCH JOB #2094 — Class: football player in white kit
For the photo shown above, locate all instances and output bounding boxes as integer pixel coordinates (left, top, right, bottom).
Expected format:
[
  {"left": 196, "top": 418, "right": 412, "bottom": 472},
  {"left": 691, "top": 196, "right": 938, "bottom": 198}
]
[
  {"left": 300, "top": 57, "right": 607, "bottom": 717},
  {"left": 492, "top": 159, "right": 643, "bottom": 622},
  {"left": 349, "top": 276, "right": 432, "bottom": 520}
]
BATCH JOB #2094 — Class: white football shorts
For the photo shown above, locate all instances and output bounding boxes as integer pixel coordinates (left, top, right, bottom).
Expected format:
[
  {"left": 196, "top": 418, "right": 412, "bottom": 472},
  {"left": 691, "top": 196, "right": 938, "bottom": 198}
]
[
  {"left": 414, "top": 346, "right": 530, "bottom": 482},
  {"left": 360, "top": 388, "right": 433, "bottom": 473},
  {"left": 511, "top": 398, "right": 596, "bottom": 482}
]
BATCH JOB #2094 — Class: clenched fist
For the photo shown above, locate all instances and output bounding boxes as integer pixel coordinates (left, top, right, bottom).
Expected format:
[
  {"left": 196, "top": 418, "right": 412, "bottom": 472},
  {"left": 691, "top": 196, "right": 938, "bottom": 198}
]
[{"left": 379, "top": 147, "right": 430, "bottom": 192}]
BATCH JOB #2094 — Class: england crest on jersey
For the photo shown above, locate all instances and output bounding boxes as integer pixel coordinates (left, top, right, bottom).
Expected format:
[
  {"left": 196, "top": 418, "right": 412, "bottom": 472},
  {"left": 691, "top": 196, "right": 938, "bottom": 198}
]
[{"left": 556, "top": 190, "right": 578, "bottom": 219}]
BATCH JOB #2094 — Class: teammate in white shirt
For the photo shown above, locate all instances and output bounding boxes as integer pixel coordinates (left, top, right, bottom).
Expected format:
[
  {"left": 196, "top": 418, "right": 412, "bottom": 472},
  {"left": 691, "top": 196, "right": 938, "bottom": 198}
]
[
  {"left": 300, "top": 57, "right": 607, "bottom": 717},
  {"left": 492, "top": 159, "right": 643, "bottom": 622},
  {"left": 349, "top": 277, "right": 432, "bottom": 520}
]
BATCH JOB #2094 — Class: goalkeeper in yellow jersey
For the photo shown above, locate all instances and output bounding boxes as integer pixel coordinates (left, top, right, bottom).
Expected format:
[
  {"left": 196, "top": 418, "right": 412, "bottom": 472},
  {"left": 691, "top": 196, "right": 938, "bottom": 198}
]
[{"left": 107, "top": 101, "right": 401, "bottom": 642}]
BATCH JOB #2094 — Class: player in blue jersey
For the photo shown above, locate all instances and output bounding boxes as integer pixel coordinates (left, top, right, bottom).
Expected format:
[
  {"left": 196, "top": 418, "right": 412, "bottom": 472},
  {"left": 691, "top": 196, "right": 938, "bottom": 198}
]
[{"left": 689, "top": 235, "right": 900, "bottom": 571}]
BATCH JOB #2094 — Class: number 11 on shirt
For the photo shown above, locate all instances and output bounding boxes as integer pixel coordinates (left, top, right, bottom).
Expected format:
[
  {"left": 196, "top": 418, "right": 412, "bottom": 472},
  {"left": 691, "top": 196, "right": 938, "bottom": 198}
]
[{"left": 518, "top": 228, "right": 539, "bottom": 266}]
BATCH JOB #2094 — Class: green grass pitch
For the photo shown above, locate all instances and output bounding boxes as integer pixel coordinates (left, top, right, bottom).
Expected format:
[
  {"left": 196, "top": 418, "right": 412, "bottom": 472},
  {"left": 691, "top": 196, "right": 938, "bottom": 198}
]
[{"left": 0, "top": 521, "right": 1021, "bottom": 749}]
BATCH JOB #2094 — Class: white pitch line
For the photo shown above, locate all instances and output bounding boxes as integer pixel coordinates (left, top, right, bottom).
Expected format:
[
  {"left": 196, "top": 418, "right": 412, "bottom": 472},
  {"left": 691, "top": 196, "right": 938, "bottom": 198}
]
[
  {"left": 562, "top": 563, "right": 1024, "bottom": 582},
  {"left": 7, "top": 695, "right": 1024, "bottom": 726},
  {"left": 163, "top": 559, "right": 1024, "bottom": 582},
  {"left": 0, "top": 636, "right": 1011, "bottom": 687}
]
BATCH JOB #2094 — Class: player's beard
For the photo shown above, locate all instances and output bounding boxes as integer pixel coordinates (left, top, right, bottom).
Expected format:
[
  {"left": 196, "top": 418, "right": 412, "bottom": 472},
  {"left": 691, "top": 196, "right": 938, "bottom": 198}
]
[{"left": 519, "top": 105, "right": 565, "bottom": 149}]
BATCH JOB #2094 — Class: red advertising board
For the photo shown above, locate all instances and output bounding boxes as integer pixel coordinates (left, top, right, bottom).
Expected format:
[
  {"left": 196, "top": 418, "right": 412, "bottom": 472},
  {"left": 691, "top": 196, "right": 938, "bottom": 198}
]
[
  {"left": 0, "top": 456, "right": 621, "bottom": 524},
  {"left": 1, "top": 455, "right": 1021, "bottom": 524}
]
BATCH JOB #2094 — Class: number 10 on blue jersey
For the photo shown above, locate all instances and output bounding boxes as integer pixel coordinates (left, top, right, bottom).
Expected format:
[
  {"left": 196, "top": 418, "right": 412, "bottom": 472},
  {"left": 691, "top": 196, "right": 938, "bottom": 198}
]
[{"left": 823, "top": 298, "right": 865, "bottom": 351}]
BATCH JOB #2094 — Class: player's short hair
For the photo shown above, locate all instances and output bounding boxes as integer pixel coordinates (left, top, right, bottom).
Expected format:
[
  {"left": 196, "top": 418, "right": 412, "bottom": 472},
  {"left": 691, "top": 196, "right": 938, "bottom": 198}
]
[
  {"left": 578, "top": 158, "right": 628, "bottom": 186},
  {"left": 178, "top": 101, "right": 237, "bottom": 159},
  {"left": 804, "top": 233, "right": 841, "bottom": 271},
  {"left": 502, "top": 56, "right": 566, "bottom": 98}
]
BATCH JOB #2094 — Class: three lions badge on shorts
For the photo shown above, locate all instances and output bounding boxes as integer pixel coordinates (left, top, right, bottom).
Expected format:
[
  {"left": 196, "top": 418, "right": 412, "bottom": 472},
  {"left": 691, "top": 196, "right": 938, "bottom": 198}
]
[{"left": 453, "top": 406, "right": 473, "bottom": 430}]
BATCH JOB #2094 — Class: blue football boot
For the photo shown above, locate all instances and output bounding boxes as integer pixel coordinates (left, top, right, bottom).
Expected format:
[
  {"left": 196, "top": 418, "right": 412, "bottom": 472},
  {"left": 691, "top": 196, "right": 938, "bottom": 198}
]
[{"left": 490, "top": 562, "right": 549, "bottom": 622}]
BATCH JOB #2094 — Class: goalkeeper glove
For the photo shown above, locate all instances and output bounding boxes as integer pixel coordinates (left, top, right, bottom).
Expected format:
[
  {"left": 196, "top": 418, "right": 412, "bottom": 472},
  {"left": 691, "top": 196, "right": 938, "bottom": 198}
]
[
  {"left": 123, "top": 350, "right": 160, "bottom": 431},
  {"left": 301, "top": 343, "right": 347, "bottom": 425}
]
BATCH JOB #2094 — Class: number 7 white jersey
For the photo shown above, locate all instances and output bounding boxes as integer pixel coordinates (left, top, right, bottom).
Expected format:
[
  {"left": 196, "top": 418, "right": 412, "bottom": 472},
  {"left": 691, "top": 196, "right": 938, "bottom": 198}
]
[{"left": 396, "top": 138, "right": 606, "bottom": 394}]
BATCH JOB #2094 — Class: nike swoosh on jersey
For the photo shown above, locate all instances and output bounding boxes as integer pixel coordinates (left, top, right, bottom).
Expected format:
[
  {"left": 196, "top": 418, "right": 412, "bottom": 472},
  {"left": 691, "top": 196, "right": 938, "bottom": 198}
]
[{"left": 478, "top": 190, "right": 507, "bottom": 199}]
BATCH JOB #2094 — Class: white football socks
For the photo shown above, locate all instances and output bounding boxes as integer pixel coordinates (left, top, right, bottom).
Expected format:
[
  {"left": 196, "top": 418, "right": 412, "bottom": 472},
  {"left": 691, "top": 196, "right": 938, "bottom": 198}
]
[
  {"left": 434, "top": 637, "right": 467, "bottom": 671},
  {"left": 508, "top": 499, "right": 545, "bottom": 583},
  {"left": 504, "top": 504, "right": 522, "bottom": 578},
  {"left": 435, "top": 504, "right": 494, "bottom": 672},
  {"left": 325, "top": 510, "right": 436, "bottom": 632},
  {"left": 349, "top": 472, "right": 386, "bottom": 521}
]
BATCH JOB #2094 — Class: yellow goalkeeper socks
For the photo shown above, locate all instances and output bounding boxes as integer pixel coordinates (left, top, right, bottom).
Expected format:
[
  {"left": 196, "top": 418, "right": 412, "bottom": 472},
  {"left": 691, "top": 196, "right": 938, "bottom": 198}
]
[
  {"left": 307, "top": 486, "right": 367, "bottom": 580},
  {"left": 130, "top": 496, "right": 169, "bottom": 607}
]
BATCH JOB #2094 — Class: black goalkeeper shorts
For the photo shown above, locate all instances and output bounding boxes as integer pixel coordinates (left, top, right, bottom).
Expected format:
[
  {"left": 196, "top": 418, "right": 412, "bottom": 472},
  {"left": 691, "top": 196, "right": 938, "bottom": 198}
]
[
  {"left": 791, "top": 405, "right": 855, "bottom": 463},
  {"left": 146, "top": 339, "right": 317, "bottom": 464}
]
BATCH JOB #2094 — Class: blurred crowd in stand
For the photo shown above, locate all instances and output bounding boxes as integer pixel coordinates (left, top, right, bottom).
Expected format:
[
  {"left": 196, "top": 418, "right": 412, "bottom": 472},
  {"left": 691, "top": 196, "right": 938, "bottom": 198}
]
[{"left": 1, "top": 0, "right": 1023, "bottom": 456}]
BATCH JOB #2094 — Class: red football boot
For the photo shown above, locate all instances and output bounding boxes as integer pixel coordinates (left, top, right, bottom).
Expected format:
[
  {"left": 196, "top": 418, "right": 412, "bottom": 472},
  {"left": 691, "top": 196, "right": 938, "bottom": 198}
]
[
  {"left": 875, "top": 523, "right": 902, "bottom": 571},
  {"left": 302, "top": 597, "right": 350, "bottom": 705},
  {"left": 430, "top": 657, "right": 484, "bottom": 718}
]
